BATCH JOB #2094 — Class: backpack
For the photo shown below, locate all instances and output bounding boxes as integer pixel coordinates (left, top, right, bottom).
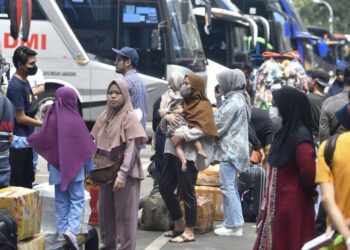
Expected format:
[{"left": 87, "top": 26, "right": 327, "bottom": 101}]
[
  {"left": 324, "top": 134, "right": 340, "bottom": 169},
  {"left": 0, "top": 214, "right": 17, "bottom": 250}
]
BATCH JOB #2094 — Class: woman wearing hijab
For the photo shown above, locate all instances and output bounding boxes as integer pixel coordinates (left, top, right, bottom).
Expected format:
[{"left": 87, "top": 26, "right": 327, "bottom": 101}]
[
  {"left": 253, "top": 86, "right": 316, "bottom": 250},
  {"left": 27, "top": 87, "right": 96, "bottom": 250},
  {"left": 91, "top": 79, "right": 147, "bottom": 250},
  {"left": 213, "top": 69, "right": 251, "bottom": 236},
  {"left": 159, "top": 74, "right": 218, "bottom": 243},
  {"left": 151, "top": 71, "right": 184, "bottom": 183}
]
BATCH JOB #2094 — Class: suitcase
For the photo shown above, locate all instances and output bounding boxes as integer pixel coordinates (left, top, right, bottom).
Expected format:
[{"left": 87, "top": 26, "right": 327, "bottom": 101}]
[
  {"left": 0, "top": 214, "right": 17, "bottom": 250},
  {"left": 238, "top": 165, "right": 266, "bottom": 222}
]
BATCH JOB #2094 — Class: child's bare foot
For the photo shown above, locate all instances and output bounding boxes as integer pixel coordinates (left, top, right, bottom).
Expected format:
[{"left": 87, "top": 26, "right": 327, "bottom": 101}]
[
  {"left": 181, "top": 161, "right": 187, "bottom": 172},
  {"left": 197, "top": 150, "right": 207, "bottom": 159}
]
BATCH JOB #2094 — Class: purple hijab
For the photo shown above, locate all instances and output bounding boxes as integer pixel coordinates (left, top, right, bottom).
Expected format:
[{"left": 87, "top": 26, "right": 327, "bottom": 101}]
[{"left": 28, "top": 87, "right": 96, "bottom": 191}]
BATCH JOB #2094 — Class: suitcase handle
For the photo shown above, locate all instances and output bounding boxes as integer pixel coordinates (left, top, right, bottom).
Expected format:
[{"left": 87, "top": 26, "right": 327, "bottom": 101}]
[{"left": 240, "top": 186, "right": 253, "bottom": 202}]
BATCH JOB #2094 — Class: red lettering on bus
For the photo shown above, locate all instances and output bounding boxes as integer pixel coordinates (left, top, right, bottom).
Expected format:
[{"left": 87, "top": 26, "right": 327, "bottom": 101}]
[
  {"left": 4, "top": 32, "right": 47, "bottom": 50},
  {"left": 4, "top": 33, "right": 17, "bottom": 48}
]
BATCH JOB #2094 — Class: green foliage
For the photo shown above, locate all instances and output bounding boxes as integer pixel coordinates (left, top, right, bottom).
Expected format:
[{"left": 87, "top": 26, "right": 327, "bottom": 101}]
[{"left": 292, "top": 0, "right": 350, "bottom": 33}]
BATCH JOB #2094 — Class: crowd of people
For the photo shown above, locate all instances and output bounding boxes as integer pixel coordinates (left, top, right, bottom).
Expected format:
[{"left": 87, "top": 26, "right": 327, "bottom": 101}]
[{"left": 1, "top": 44, "right": 350, "bottom": 250}]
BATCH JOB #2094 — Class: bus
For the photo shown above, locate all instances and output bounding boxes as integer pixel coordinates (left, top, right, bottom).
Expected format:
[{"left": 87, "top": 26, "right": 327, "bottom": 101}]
[{"left": 0, "top": 0, "right": 207, "bottom": 123}]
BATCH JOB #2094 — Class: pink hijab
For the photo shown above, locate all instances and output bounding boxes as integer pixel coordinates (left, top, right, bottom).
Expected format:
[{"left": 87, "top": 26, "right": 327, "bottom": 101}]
[{"left": 91, "top": 79, "right": 147, "bottom": 151}]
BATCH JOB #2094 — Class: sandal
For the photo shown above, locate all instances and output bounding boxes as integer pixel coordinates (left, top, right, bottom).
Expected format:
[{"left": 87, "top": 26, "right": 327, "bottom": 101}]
[
  {"left": 164, "top": 229, "right": 184, "bottom": 238},
  {"left": 169, "top": 234, "right": 195, "bottom": 243}
]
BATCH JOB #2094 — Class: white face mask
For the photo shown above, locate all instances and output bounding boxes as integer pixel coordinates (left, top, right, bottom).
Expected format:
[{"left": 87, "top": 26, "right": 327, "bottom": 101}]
[{"left": 269, "top": 106, "right": 282, "bottom": 125}]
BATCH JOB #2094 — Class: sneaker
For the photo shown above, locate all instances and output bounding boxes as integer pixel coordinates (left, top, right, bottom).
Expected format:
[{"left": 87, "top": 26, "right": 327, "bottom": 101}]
[
  {"left": 214, "top": 223, "right": 224, "bottom": 229},
  {"left": 214, "top": 226, "right": 243, "bottom": 237},
  {"left": 63, "top": 230, "right": 79, "bottom": 250},
  {"left": 56, "top": 234, "right": 65, "bottom": 242}
]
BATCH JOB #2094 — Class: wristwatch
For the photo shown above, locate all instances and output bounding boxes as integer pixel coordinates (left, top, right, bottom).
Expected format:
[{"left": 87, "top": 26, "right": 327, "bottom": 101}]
[{"left": 345, "top": 237, "right": 350, "bottom": 247}]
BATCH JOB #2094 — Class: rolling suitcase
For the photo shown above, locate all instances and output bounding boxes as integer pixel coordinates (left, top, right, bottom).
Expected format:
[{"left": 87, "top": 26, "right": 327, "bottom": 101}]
[
  {"left": 238, "top": 165, "right": 266, "bottom": 222},
  {"left": 0, "top": 214, "right": 17, "bottom": 250}
]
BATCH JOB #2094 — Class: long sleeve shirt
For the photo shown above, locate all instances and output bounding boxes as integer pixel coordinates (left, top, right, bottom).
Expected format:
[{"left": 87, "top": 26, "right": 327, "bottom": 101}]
[
  {"left": 319, "top": 91, "right": 348, "bottom": 143},
  {"left": 214, "top": 92, "right": 250, "bottom": 172}
]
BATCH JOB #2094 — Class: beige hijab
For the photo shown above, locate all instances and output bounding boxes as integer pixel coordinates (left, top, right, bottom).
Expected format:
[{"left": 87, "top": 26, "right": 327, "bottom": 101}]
[
  {"left": 91, "top": 79, "right": 147, "bottom": 151},
  {"left": 160, "top": 71, "right": 184, "bottom": 110}
]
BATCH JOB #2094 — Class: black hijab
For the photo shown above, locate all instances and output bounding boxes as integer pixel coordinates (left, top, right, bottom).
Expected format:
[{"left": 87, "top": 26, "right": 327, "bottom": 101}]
[{"left": 268, "top": 86, "right": 314, "bottom": 168}]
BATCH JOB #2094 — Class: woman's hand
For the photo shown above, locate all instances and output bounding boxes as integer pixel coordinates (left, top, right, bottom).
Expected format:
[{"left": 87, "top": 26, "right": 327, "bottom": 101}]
[
  {"left": 158, "top": 109, "right": 167, "bottom": 118},
  {"left": 113, "top": 177, "right": 125, "bottom": 191},
  {"left": 171, "top": 132, "right": 183, "bottom": 146},
  {"left": 165, "top": 113, "right": 182, "bottom": 127}
]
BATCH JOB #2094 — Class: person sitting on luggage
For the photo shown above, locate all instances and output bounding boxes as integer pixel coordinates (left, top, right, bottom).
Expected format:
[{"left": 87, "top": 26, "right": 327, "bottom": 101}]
[
  {"left": 315, "top": 92, "right": 350, "bottom": 250},
  {"left": 26, "top": 87, "right": 96, "bottom": 250},
  {"left": 165, "top": 98, "right": 207, "bottom": 172}
]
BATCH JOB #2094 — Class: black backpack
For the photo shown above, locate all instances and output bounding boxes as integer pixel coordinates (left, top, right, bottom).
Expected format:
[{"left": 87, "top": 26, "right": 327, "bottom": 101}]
[
  {"left": 0, "top": 214, "right": 17, "bottom": 250},
  {"left": 324, "top": 134, "right": 340, "bottom": 169}
]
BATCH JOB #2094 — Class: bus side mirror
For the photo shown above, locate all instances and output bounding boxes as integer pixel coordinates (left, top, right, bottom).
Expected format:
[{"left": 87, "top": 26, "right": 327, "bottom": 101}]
[{"left": 181, "top": 0, "right": 190, "bottom": 24}]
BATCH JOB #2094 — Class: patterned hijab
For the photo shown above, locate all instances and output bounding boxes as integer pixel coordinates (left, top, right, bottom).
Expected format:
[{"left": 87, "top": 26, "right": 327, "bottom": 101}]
[
  {"left": 160, "top": 71, "right": 184, "bottom": 110},
  {"left": 91, "top": 79, "right": 147, "bottom": 151},
  {"left": 182, "top": 74, "right": 218, "bottom": 137},
  {"left": 28, "top": 87, "right": 96, "bottom": 191}
]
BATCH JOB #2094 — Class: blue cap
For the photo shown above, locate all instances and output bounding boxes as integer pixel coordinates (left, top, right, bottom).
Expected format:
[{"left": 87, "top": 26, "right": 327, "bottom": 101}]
[{"left": 112, "top": 47, "right": 139, "bottom": 66}]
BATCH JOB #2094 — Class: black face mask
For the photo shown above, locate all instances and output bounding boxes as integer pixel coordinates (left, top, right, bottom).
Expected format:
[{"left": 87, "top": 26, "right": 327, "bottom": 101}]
[{"left": 26, "top": 65, "right": 38, "bottom": 76}]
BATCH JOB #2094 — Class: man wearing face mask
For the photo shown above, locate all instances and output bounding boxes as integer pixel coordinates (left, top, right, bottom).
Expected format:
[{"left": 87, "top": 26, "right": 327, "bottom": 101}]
[
  {"left": 307, "top": 70, "right": 330, "bottom": 146},
  {"left": 7, "top": 46, "right": 43, "bottom": 188}
]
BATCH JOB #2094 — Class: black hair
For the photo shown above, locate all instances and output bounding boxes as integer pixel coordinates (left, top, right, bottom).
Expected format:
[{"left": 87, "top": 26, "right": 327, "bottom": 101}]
[
  {"left": 12, "top": 46, "right": 37, "bottom": 69},
  {"left": 336, "top": 69, "right": 344, "bottom": 76},
  {"left": 242, "top": 63, "right": 253, "bottom": 73},
  {"left": 214, "top": 84, "right": 220, "bottom": 94}
]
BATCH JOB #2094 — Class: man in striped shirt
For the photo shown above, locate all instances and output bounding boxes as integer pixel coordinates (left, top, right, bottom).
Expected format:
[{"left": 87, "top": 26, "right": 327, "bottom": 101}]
[{"left": 112, "top": 47, "right": 148, "bottom": 130}]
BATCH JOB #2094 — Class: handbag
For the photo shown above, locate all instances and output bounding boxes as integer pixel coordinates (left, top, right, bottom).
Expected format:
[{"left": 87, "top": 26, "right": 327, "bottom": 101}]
[{"left": 88, "top": 150, "right": 124, "bottom": 185}]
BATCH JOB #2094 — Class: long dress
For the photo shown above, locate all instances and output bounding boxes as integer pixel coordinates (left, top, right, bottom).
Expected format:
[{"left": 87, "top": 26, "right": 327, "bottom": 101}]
[{"left": 253, "top": 142, "right": 316, "bottom": 250}]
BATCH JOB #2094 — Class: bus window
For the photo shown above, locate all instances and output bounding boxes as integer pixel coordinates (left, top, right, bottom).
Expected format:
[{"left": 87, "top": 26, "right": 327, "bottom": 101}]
[
  {"left": 119, "top": 1, "right": 165, "bottom": 79},
  {"left": 56, "top": 0, "right": 116, "bottom": 62}
]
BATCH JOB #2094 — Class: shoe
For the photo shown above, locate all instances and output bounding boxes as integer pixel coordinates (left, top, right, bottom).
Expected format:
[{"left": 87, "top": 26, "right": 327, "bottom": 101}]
[
  {"left": 56, "top": 234, "right": 65, "bottom": 242},
  {"left": 63, "top": 230, "right": 79, "bottom": 250},
  {"left": 214, "top": 226, "right": 243, "bottom": 237},
  {"left": 214, "top": 223, "right": 224, "bottom": 229}
]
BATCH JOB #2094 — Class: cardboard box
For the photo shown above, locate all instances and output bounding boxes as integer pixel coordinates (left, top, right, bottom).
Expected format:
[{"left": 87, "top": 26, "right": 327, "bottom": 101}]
[
  {"left": 85, "top": 182, "right": 99, "bottom": 225},
  {"left": 17, "top": 235, "right": 45, "bottom": 250},
  {"left": 180, "top": 196, "right": 214, "bottom": 234},
  {"left": 195, "top": 186, "right": 223, "bottom": 221},
  {"left": 197, "top": 164, "right": 220, "bottom": 187},
  {"left": 0, "top": 187, "right": 41, "bottom": 241}
]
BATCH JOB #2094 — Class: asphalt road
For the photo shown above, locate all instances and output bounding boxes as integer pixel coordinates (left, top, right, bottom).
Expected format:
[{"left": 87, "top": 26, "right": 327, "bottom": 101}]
[{"left": 35, "top": 145, "right": 256, "bottom": 250}]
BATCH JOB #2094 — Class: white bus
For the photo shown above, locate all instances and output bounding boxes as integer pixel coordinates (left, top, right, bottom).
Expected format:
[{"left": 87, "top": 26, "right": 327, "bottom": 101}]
[{"left": 0, "top": 0, "right": 207, "bottom": 123}]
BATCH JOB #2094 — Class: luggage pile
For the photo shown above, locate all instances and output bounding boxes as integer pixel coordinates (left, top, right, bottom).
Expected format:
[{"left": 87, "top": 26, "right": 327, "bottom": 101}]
[{"left": 0, "top": 186, "right": 44, "bottom": 249}]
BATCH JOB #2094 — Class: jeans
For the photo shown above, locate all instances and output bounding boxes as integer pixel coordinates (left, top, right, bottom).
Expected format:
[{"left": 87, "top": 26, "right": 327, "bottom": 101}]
[
  {"left": 220, "top": 161, "right": 244, "bottom": 228},
  {"left": 55, "top": 181, "right": 85, "bottom": 235}
]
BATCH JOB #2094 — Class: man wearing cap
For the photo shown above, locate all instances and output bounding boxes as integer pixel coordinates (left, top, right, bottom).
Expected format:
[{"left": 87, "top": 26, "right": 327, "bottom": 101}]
[
  {"left": 112, "top": 47, "right": 148, "bottom": 130},
  {"left": 307, "top": 69, "right": 330, "bottom": 145},
  {"left": 319, "top": 66, "right": 350, "bottom": 143},
  {"left": 315, "top": 92, "right": 350, "bottom": 248},
  {"left": 327, "top": 68, "right": 344, "bottom": 97}
]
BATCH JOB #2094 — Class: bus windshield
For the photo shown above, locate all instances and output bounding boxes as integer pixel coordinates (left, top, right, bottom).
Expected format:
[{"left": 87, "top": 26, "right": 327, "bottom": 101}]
[{"left": 165, "top": 0, "right": 205, "bottom": 62}]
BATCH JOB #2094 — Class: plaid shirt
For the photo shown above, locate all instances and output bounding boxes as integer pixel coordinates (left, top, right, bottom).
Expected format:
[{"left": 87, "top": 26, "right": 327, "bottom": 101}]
[{"left": 124, "top": 70, "right": 148, "bottom": 130}]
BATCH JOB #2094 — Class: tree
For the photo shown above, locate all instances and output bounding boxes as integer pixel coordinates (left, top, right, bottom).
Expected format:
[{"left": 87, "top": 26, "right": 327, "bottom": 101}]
[{"left": 292, "top": 0, "right": 350, "bottom": 33}]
